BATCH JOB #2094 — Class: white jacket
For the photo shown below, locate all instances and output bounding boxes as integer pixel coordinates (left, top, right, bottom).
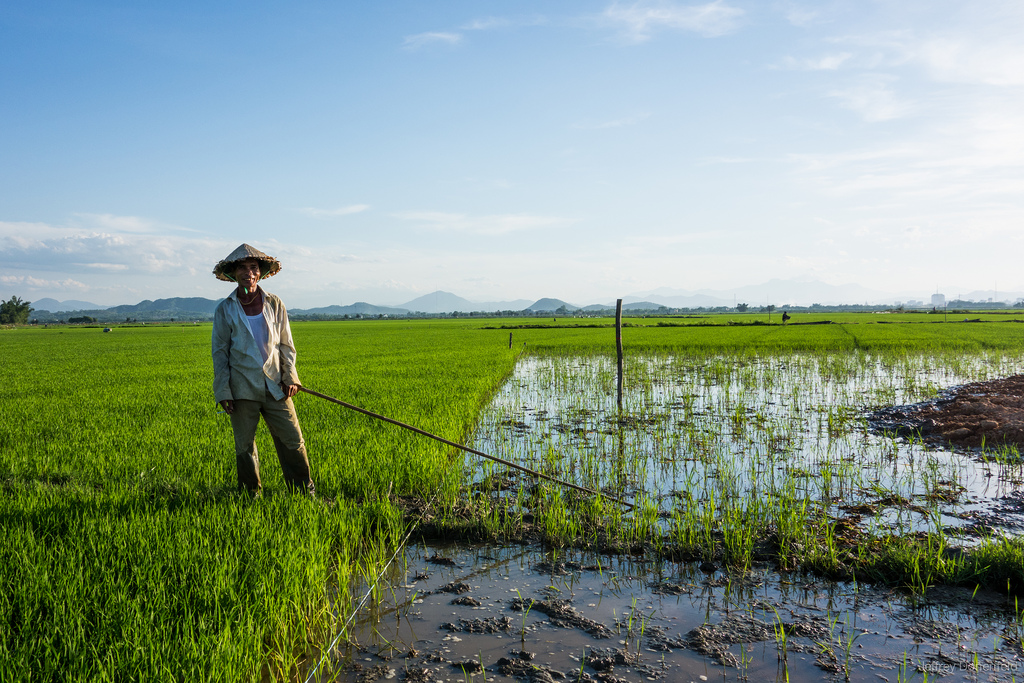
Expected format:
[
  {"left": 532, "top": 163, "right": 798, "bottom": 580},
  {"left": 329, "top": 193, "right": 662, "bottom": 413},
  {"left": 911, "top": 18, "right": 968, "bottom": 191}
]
[{"left": 212, "top": 288, "right": 300, "bottom": 403}]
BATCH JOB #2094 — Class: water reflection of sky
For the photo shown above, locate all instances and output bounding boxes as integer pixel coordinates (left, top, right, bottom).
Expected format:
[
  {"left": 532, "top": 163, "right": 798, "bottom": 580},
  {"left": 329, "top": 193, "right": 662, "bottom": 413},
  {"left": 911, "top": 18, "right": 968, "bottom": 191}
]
[{"left": 470, "top": 353, "right": 1024, "bottom": 538}]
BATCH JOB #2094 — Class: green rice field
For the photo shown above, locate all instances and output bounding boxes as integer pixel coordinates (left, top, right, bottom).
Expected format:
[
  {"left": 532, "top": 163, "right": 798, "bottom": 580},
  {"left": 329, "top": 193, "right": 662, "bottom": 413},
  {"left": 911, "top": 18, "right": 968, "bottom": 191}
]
[{"left": 2, "top": 315, "right": 1024, "bottom": 681}]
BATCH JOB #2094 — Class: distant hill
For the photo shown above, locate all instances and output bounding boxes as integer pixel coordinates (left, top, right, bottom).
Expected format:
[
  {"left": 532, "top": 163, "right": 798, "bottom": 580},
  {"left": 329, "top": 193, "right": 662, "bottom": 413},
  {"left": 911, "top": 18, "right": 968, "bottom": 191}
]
[
  {"left": 399, "top": 290, "right": 532, "bottom": 313},
  {"left": 291, "top": 302, "right": 409, "bottom": 317},
  {"left": 32, "top": 296, "right": 412, "bottom": 322},
  {"left": 623, "top": 293, "right": 731, "bottom": 308},
  {"left": 31, "top": 298, "right": 109, "bottom": 312},
  {"left": 399, "top": 291, "right": 476, "bottom": 314},
  {"left": 105, "top": 297, "right": 222, "bottom": 316},
  {"left": 476, "top": 299, "right": 533, "bottom": 312},
  {"left": 959, "top": 289, "right": 1024, "bottom": 303},
  {"left": 27, "top": 275, "right": 994, "bottom": 324},
  {"left": 622, "top": 301, "right": 666, "bottom": 311},
  {"left": 626, "top": 278, "right": 895, "bottom": 308},
  {"left": 579, "top": 301, "right": 671, "bottom": 312},
  {"left": 529, "top": 298, "right": 578, "bottom": 312},
  {"left": 30, "top": 297, "right": 223, "bottom": 322}
]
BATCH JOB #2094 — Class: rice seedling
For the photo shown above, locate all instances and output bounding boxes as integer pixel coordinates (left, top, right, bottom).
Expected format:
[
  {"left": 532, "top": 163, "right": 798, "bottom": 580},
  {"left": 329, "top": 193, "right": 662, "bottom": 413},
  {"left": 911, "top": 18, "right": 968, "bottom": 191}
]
[
  {"left": 5, "top": 315, "right": 1024, "bottom": 678},
  {"left": 513, "top": 589, "right": 534, "bottom": 647},
  {"left": 0, "top": 322, "right": 519, "bottom": 680},
  {"left": 838, "top": 613, "right": 864, "bottom": 681},
  {"left": 467, "top": 344, "right": 1024, "bottom": 594}
]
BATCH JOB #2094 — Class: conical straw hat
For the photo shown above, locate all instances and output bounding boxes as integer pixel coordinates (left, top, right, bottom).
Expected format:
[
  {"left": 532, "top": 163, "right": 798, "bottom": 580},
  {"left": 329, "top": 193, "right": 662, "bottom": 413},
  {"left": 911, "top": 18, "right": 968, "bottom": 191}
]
[{"left": 212, "top": 243, "right": 282, "bottom": 282}]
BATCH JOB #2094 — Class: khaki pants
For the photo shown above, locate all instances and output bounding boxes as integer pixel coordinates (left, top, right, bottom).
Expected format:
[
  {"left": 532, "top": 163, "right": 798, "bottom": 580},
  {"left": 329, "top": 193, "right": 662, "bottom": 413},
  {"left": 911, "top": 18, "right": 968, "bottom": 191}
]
[{"left": 230, "top": 397, "right": 315, "bottom": 495}]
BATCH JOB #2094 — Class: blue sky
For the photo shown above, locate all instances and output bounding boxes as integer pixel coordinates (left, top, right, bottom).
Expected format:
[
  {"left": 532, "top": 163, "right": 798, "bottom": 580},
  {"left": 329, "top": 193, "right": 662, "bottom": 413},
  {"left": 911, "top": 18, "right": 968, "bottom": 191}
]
[{"left": 2, "top": 1, "right": 1023, "bottom": 307}]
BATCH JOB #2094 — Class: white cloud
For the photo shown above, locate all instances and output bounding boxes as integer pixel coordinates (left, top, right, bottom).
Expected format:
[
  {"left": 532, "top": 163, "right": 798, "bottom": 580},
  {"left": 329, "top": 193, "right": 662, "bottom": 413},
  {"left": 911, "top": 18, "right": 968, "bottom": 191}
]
[
  {"left": 0, "top": 217, "right": 228, "bottom": 277},
  {"left": 824, "top": 13, "right": 1024, "bottom": 86},
  {"left": 0, "top": 218, "right": 286, "bottom": 304},
  {"left": 789, "top": 144, "right": 924, "bottom": 188},
  {"left": 787, "top": 113, "right": 1024, "bottom": 245},
  {"left": 0, "top": 221, "right": 68, "bottom": 247},
  {"left": 393, "top": 211, "right": 573, "bottom": 235},
  {"left": 460, "top": 15, "right": 547, "bottom": 31},
  {"left": 402, "top": 32, "right": 462, "bottom": 50},
  {"left": 298, "top": 204, "right": 370, "bottom": 218},
  {"left": 779, "top": 3, "right": 823, "bottom": 28},
  {"left": 827, "top": 74, "right": 914, "bottom": 122},
  {"left": 0, "top": 274, "right": 88, "bottom": 290},
  {"left": 460, "top": 17, "right": 512, "bottom": 31},
  {"left": 404, "top": 16, "right": 546, "bottom": 51},
  {"left": 74, "top": 212, "right": 199, "bottom": 234},
  {"left": 603, "top": 0, "right": 745, "bottom": 42},
  {"left": 73, "top": 213, "right": 156, "bottom": 233},
  {"left": 915, "top": 37, "right": 1024, "bottom": 86},
  {"left": 779, "top": 52, "right": 852, "bottom": 70}
]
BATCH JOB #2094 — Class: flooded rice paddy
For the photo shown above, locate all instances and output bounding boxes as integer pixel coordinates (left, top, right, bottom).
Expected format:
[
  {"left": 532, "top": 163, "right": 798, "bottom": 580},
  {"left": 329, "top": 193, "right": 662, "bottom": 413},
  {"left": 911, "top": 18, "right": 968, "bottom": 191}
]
[
  {"left": 471, "top": 354, "right": 1024, "bottom": 542},
  {"left": 329, "top": 353, "right": 1024, "bottom": 682}
]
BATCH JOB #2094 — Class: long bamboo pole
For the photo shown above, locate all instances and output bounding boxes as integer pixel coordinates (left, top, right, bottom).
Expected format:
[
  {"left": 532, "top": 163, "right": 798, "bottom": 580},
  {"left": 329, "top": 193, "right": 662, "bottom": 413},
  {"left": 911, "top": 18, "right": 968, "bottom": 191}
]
[{"left": 299, "top": 386, "right": 634, "bottom": 510}]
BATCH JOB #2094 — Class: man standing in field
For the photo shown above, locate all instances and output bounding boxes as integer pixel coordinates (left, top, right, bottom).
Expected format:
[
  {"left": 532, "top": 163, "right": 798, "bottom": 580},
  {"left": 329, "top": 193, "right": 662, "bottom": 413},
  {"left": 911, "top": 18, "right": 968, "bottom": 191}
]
[{"left": 211, "top": 244, "right": 315, "bottom": 496}]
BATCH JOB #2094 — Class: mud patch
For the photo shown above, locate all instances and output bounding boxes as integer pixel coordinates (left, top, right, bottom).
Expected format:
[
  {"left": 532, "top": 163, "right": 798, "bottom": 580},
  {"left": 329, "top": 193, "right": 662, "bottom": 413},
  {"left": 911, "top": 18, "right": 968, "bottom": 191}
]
[
  {"left": 324, "top": 543, "right": 1024, "bottom": 683},
  {"left": 442, "top": 616, "right": 513, "bottom": 633},
  {"left": 495, "top": 652, "right": 567, "bottom": 682},
  {"left": 511, "top": 597, "right": 614, "bottom": 638},
  {"left": 870, "top": 374, "right": 1024, "bottom": 451}
]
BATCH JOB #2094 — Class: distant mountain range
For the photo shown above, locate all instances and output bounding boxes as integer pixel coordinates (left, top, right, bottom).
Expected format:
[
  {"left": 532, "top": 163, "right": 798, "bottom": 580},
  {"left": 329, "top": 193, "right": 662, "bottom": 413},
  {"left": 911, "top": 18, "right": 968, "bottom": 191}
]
[
  {"left": 21, "top": 279, "right": 1024, "bottom": 321},
  {"left": 32, "top": 298, "right": 109, "bottom": 312},
  {"left": 31, "top": 297, "right": 224, "bottom": 321},
  {"left": 622, "top": 279, "right": 890, "bottom": 308},
  {"left": 398, "top": 291, "right": 532, "bottom": 314},
  {"left": 291, "top": 302, "right": 410, "bottom": 317},
  {"left": 26, "top": 293, "right": 670, "bottom": 321}
]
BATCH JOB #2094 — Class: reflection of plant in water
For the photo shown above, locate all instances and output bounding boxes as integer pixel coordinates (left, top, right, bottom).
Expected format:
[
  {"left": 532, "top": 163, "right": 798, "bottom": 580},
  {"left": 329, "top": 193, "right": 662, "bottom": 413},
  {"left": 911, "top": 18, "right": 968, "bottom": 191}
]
[
  {"left": 513, "top": 589, "right": 534, "bottom": 648},
  {"left": 627, "top": 597, "right": 636, "bottom": 638},
  {"left": 1015, "top": 596, "right": 1024, "bottom": 654},
  {"left": 813, "top": 611, "right": 839, "bottom": 673},
  {"left": 840, "top": 614, "right": 863, "bottom": 681},
  {"left": 769, "top": 605, "right": 788, "bottom": 663},
  {"left": 895, "top": 651, "right": 912, "bottom": 683},
  {"left": 738, "top": 642, "right": 753, "bottom": 681},
  {"left": 475, "top": 351, "right": 1024, "bottom": 596}
]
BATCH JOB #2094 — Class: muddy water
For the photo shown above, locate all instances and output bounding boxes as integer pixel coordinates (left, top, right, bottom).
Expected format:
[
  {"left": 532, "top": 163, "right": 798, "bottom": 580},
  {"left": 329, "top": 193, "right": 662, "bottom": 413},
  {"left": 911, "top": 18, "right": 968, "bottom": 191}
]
[
  {"left": 328, "top": 543, "right": 1024, "bottom": 682},
  {"left": 324, "top": 354, "right": 1024, "bottom": 681}
]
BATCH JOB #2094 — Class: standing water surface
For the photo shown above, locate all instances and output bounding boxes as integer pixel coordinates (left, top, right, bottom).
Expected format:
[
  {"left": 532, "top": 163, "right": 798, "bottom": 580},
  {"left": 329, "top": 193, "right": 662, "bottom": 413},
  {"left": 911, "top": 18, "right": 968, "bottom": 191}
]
[{"left": 327, "top": 353, "right": 1024, "bottom": 682}]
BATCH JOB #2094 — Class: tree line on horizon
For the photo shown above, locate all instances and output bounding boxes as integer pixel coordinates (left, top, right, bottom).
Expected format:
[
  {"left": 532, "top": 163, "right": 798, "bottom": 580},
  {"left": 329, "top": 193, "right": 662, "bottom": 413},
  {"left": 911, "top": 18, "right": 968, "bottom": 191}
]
[
  {"left": 0, "top": 296, "right": 32, "bottom": 324},
  {"left": 5, "top": 293, "right": 1024, "bottom": 326}
]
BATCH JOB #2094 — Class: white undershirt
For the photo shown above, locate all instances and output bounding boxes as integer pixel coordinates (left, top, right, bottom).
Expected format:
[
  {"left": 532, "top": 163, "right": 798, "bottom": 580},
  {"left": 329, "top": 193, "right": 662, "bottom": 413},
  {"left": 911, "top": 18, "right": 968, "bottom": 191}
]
[{"left": 245, "top": 312, "right": 271, "bottom": 363}]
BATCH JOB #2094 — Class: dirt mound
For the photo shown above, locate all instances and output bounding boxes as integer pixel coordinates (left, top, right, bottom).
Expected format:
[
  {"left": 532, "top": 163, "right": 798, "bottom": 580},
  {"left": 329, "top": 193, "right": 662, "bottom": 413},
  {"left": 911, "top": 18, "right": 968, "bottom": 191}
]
[
  {"left": 510, "top": 597, "right": 613, "bottom": 638},
  {"left": 870, "top": 374, "right": 1024, "bottom": 450}
]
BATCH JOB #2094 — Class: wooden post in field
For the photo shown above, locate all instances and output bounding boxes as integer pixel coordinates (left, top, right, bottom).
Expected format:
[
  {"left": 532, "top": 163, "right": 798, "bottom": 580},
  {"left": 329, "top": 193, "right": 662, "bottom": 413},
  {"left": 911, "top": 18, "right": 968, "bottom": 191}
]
[
  {"left": 616, "top": 299, "right": 623, "bottom": 411},
  {"left": 509, "top": 332, "right": 513, "bottom": 349}
]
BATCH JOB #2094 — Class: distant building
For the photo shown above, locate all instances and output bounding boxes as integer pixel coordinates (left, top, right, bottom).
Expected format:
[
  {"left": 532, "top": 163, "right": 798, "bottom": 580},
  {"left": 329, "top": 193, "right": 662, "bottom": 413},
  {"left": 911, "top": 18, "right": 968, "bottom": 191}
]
[{"left": 931, "top": 293, "right": 946, "bottom": 307}]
